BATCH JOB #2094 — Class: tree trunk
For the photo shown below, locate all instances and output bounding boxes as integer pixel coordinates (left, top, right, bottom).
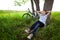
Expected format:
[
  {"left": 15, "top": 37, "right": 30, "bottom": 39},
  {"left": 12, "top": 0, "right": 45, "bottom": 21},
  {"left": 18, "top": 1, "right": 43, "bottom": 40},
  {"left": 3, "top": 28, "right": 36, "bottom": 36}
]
[
  {"left": 43, "top": 0, "right": 54, "bottom": 25},
  {"left": 31, "top": 0, "right": 35, "bottom": 13},
  {"left": 34, "top": 0, "right": 40, "bottom": 11}
]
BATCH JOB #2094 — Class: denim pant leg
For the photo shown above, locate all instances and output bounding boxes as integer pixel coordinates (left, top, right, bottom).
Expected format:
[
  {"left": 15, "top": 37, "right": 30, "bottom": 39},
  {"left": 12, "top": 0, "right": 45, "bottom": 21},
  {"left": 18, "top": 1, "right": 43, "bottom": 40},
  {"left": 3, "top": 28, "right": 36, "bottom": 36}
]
[
  {"left": 30, "top": 21, "right": 40, "bottom": 30},
  {"left": 30, "top": 21, "right": 40, "bottom": 34}
]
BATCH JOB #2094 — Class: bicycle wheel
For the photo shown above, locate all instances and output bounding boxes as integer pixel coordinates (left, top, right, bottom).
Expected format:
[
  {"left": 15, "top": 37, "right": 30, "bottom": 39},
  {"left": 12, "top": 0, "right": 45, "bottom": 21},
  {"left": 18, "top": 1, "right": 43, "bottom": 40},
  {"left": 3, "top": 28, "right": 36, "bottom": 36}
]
[{"left": 22, "top": 13, "right": 32, "bottom": 19}]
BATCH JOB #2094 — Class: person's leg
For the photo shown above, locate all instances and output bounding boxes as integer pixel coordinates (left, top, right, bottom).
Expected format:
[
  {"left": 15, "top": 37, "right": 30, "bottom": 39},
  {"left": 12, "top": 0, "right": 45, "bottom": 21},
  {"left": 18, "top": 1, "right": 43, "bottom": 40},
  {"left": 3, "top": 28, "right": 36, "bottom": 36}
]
[
  {"left": 25, "top": 21, "right": 39, "bottom": 34},
  {"left": 27, "top": 21, "right": 44, "bottom": 39},
  {"left": 31, "top": 21, "right": 44, "bottom": 34},
  {"left": 30, "top": 21, "right": 40, "bottom": 30}
]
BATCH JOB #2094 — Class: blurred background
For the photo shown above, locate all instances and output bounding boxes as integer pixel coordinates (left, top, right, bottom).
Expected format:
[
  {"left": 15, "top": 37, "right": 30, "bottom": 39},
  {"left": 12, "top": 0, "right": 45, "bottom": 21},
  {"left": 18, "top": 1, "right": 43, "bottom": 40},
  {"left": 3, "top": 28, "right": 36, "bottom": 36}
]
[{"left": 0, "top": 0, "right": 60, "bottom": 11}]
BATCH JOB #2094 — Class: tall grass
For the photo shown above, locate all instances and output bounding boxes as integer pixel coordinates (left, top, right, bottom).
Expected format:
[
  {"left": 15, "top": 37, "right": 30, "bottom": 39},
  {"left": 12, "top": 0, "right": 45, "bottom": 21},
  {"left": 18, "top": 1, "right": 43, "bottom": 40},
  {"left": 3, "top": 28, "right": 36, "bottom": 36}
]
[{"left": 0, "top": 10, "right": 60, "bottom": 40}]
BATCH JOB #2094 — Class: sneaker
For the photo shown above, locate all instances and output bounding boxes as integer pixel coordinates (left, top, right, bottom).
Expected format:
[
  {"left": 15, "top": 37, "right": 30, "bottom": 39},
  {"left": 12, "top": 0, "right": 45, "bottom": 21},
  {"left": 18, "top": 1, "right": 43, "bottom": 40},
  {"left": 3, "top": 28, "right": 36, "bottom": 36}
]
[
  {"left": 27, "top": 33, "right": 33, "bottom": 39},
  {"left": 25, "top": 29, "right": 31, "bottom": 34}
]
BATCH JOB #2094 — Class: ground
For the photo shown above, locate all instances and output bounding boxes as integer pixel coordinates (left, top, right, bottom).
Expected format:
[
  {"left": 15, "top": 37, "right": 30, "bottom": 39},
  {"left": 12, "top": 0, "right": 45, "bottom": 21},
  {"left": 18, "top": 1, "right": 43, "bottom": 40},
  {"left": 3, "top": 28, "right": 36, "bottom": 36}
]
[{"left": 0, "top": 10, "right": 60, "bottom": 40}]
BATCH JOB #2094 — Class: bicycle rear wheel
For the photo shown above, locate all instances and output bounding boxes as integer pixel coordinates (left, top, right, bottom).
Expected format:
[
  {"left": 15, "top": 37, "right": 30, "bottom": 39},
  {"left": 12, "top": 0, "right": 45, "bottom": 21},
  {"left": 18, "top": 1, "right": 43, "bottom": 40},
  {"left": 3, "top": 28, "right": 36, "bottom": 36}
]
[{"left": 22, "top": 13, "right": 32, "bottom": 19}]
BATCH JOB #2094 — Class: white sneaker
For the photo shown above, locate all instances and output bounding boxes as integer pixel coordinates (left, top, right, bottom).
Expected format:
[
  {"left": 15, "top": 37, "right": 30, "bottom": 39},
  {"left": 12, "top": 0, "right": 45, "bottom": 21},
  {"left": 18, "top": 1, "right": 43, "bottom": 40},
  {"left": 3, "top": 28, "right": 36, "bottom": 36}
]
[
  {"left": 27, "top": 34, "right": 33, "bottom": 39},
  {"left": 25, "top": 29, "right": 30, "bottom": 34}
]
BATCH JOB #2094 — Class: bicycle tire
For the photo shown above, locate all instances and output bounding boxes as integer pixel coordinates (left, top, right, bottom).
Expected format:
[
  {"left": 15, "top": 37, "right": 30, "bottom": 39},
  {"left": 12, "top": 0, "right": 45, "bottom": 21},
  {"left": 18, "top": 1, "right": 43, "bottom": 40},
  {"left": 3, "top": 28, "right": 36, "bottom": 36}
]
[{"left": 22, "top": 13, "right": 32, "bottom": 19}]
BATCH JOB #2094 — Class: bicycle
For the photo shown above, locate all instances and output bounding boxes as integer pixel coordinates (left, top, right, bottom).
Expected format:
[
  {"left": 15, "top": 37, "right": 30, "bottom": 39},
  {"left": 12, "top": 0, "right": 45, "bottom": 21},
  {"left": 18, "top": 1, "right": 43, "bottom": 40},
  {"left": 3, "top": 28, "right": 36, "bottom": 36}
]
[{"left": 22, "top": 8, "right": 38, "bottom": 19}]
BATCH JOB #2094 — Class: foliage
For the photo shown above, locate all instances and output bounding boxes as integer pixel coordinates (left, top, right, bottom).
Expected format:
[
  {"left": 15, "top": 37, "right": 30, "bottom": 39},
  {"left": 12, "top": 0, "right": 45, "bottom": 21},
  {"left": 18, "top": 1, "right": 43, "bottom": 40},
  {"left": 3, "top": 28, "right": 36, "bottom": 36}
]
[{"left": 14, "top": 0, "right": 28, "bottom": 6}]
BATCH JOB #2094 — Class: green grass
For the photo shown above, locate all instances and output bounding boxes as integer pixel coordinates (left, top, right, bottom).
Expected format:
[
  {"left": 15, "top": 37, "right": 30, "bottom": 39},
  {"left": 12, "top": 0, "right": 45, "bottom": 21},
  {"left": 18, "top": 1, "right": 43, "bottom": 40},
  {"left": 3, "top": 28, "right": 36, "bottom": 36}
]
[{"left": 0, "top": 10, "right": 60, "bottom": 40}]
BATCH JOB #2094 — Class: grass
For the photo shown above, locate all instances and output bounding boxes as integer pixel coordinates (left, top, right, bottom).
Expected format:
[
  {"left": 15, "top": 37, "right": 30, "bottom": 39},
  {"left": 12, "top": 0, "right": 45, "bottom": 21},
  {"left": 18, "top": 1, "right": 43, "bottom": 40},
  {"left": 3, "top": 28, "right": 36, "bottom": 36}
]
[{"left": 0, "top": 10, "right": 60, "bottom": 40}]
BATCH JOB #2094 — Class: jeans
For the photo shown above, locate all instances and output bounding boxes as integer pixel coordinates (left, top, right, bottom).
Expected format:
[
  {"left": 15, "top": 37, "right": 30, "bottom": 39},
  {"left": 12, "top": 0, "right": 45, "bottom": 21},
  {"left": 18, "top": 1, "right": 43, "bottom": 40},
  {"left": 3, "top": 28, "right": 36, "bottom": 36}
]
[{"left": 30, "top": 21, "right": 44, "bottom": 34}]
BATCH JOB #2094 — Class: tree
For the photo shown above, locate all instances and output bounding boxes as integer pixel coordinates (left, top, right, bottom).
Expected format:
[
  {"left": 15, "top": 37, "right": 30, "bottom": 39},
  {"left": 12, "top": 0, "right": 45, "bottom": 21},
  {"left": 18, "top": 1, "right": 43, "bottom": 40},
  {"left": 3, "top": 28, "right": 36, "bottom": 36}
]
[
  {"left": 30, "top": 0, "right": 35, "bottom": 13},
  {"left": 30, "top": 0, "right": 54, "bottom": 25},
  {"left": 30, "top": 0, "right": 40, "bottom": 13},
  {"left": 34, "top": 0, "right": 40, "bottom": 11},
  {"left": 14, "top": 0, "right": 28, "bottom": 6},
  {"left": 43, "top": 0, "right": 54, "bottom": 25},
  {"left": 43, "top": 0, "right": 54, "bottom": 11}
]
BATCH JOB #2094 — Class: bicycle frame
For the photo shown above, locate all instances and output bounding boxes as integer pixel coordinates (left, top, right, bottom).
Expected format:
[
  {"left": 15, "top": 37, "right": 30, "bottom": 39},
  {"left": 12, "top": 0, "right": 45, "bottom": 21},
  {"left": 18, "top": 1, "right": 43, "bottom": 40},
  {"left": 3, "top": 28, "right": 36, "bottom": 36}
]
[
  {"left": 22, "top": 8, "right": 38, "bottom": 19},
  {"left": 27, "top": 8, "right": 35, "bottom": 17}
]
